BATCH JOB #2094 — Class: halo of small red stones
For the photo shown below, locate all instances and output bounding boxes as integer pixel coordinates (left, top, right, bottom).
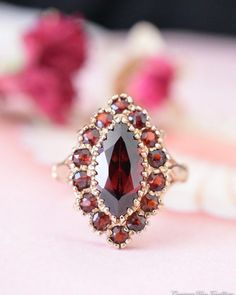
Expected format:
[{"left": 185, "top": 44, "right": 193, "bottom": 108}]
[{"left": 69, "top": 94, "right": 171, "bottom": 248}]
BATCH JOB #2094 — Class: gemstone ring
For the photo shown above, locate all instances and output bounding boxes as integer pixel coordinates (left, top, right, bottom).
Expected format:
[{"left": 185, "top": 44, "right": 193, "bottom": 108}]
[{"left": 52, "top": 94, "right": 188, "bottom": 249}]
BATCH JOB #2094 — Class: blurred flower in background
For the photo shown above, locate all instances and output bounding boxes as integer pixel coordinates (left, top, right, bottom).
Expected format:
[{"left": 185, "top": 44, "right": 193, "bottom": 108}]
[
  {"left": 116, "top": 55, "right": 174, "bottom": 108},
  {"left": 0, "top": 12, "right": 86, "bottom": 123},
  {"left": 24, "top": 12, "right": 86, "bottom": 75}
]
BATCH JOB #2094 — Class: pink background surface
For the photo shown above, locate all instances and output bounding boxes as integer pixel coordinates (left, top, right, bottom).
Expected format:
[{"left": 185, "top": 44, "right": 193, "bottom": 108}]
[
  {"left": 1, "top": 122, "right": 236, "bottom": 294},
  {"left": 0, "top": 4, "right": 236, "bottom": 292}
]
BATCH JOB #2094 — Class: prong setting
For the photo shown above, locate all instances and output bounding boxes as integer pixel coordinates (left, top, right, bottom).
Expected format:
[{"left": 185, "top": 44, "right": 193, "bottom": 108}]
[{"left": 55, "top": 94, "right": 185, "bottom": 248}]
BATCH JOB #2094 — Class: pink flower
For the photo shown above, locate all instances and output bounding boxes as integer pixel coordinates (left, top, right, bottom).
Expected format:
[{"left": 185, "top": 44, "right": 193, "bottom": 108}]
[
  {"left": 20, "top": 68, "right": 75, "bottom": 123},
  {"left": 127, "top": 56, "right": 174, "bottom": 108},
  {"left": 24, "top": 12, "right": 86, "bottom": 76},
  {"left": 0, "top": 68, "right": 74, "bottom": 123},
  {"left": 0, "top": 12, "right": 87, "bottom": 123}
]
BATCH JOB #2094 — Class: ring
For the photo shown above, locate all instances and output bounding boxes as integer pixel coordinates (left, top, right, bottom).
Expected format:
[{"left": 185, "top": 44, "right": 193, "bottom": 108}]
[{"left": 52, "top": 94, "right": 188, "bottom": 249}]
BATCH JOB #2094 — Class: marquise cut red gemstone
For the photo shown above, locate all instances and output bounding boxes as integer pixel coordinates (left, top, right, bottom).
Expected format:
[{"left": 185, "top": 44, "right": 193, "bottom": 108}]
[{"left": 96, "top": 123, "right": 143, "bottom": 217}]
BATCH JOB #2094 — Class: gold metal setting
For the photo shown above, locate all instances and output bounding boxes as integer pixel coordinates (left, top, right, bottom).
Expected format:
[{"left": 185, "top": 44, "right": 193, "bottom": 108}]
[{"left": 52, "top": 93, "right": 188, "bottom": 249}]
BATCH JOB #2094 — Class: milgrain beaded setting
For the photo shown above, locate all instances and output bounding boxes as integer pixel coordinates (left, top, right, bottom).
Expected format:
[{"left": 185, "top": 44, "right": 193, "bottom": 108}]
[{"left": 59, "top": 94, "right": 177, "bottom": 249}]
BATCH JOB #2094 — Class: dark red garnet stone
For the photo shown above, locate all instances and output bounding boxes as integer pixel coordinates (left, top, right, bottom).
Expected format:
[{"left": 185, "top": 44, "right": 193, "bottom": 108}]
[
  {"left": 79, "top": 193, "right": 97, "bottom": 213},
  {"left": 127, "top": 212, "right": 146, "bottom": 232},
  {"left": 140, "top": 193, "right": 159, "bottom": 212},
  {"left": 73, "top": 171, "right": 91, "bottom": 191},
  {"left": 83, "top": 128, "right": 99, "bottom": 145},
  {"left": 148, "top": 172, "right": 166, "bottom": 191},
  {"left": 148, "top": 150, "right": 166, "bottom": 168},
  {"left": 72, "top": 148, "right": 92, "bottom": 167},
  {"left": 111, "top": 97, "right": 129, "bottom": 113},
  {"left": 92, "top": 212, "right": 111, "bottom": 231},
  {"left": 96, "top": 112, "right": 113, "bottom": 128},
  {"left": 96, "top": 123, "right": 143, "bottom": 217},
  {"left": 110, "top": 226, "right": 129, "bottom": 244},
  {"left": 128, "top": 110, "right": 147, "bottom": 129}
]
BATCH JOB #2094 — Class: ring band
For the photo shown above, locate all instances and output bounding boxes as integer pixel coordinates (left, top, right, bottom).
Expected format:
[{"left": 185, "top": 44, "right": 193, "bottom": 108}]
[{"left": 52, "top": 94, "right": 188, "bottom": 248}]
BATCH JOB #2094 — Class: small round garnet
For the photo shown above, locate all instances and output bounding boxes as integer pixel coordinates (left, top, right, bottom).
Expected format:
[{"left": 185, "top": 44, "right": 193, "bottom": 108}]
[
  {"left": 92, "top": 212, "right": 111, "bottom": 231},
  {"left": 128, "top": 110, "right": 147, "bottom": 129},
  {"left": 72, "top": 148, "right": 92, "bottom": 167},
  {"left": 79, "top": 193, "right": 97, "bottom": 213},
  {"left": 96, "top": 112, "right": 113, "bottom": 128},
  {"left": 73, "top": 171, "right": 91, "bottom": 191},
  {"left": 110, "top": 226, "right": 129, "bottom": 245},
  {"left": 111, "top": 96, "right": 129, "bottom": 113},
  {"left": 148, "top": 150, "right": 167, "bottom": 168},
  {"left": 127, "top": 212, "right": 146, "bottom": 232},
  {"left": 140, "top": 193, "right": 159, "bottom": 212},
  {"left": 148, "top": 172, "right": 166, "bottom": 191},
  {"left": 141, "top": 129, "right": 158, "bottom": 147},
  {"left": 83, "top": 128, "right": 100, "bottom": 145}
]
